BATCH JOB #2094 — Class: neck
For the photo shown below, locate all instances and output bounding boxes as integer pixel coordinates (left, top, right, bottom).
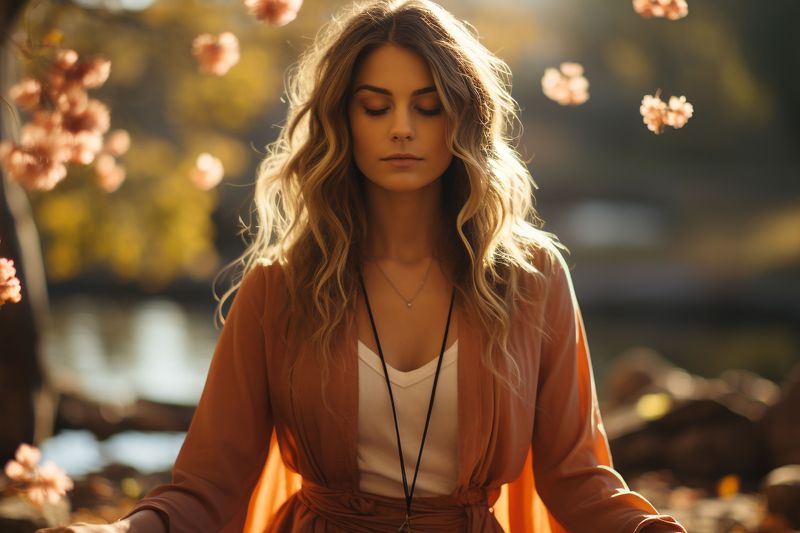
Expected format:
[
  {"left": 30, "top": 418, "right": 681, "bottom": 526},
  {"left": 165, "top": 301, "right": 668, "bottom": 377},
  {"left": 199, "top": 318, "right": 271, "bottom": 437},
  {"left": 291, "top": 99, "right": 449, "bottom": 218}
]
[{"left": 363, "top": 178, "right": 446, "bottom": 265}]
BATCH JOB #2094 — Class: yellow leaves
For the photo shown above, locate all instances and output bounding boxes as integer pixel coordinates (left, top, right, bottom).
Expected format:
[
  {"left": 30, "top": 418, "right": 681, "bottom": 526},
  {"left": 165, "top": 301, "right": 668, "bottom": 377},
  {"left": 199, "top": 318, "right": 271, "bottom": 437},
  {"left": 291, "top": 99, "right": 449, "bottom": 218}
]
[
  {"left": 42, "top": 30, "right": 64, "bottom": 46},
  {"left": 603, "top": 39, "right": 653, "bottom": 88},
  {"left": 29, "top": 133, "right": 222, "bottom": 288},
  {"left": 636, "top": 392, "right": 672, "bottom": 421},
  {"left": 459, "top": 5, "right": 541, "bottom": 66},
  {"left": 97, "top": 35, "right": 149, "bottom": 86},
  {"left": 166, "top": 44, "right": 280, "bottom": 131},
  {"left": 95, "top": 218, "right": 146, "bottom": 280},
  {"left": 120, "top": 477, "right": 142, "bottom": 499},
  {"left": 37, "top": 191, "right": 89, "bottom": 236},
  {"left": 717, "top": 474, "right": 740, "bottom": 499}
]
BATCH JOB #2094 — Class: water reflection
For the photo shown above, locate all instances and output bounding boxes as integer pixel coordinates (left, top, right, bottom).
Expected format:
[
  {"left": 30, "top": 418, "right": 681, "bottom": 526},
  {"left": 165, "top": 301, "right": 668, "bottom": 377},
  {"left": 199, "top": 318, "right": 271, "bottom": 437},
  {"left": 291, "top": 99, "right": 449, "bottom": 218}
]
[
  {"left": 43, "top": 296, "right": 218, "bottom": 405},
  {"left": 40, "top": 429, "right": 185, "bottom": 478}
]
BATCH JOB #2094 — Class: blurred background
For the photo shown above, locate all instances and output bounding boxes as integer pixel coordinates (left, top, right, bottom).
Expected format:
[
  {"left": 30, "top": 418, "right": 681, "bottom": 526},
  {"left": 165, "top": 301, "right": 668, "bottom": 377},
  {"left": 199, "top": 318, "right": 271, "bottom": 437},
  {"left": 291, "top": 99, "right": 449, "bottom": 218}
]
[{"left": 1, "top": 0, "right": 799, "bottom": 531}]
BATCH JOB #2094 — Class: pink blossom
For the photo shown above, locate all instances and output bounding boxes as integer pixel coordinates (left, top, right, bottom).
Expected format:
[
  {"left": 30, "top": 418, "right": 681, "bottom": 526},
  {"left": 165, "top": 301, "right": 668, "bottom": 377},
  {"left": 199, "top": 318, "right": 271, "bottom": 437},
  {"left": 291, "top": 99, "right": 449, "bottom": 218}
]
[
  {"left": 244, "top": 0, "right": 303, "bottom": 26},
  {"left": 53, "top": 85, "right": 89, "bottom": 114},
  {"left": 3, "top": 443, "right": 38, "bottom": 481},
  {"left": 103, "top": 129, "right": 130, "bottom": 157},
  {"left": 640, "top": 91, "right": 693, "bottom": 134},
  {"left": 640, "top": 93, "right": 668, "bottom": 134},
  {"left": 0, "top": 120, "right": 71, "bottom": 191},
  {"left": 9, "top": 78, "right": 42, "bottom": 112},
  {"left": 24, "top": 462, "right": 73, "bottom": 507},
  {"left": 2, "top": 48, "right": 120, "bottom": 191},
  {"left": 73, "top": 56, "right": 111, "bottom": 89},
  {"left": 665, "top": 95, "right": 694, "bottom": 128},
  {"left": 3, "top": 444, "right": 73, "bottom": 508},
  {"left": 0, "top": 140, "right": 11, "bottom": 160},
  {"left": 48, "top": 49, "right": 110, "bottom": 97},
  {"left": 541, "top": 62, "right": 589, "bottom": 106},
  {"left": 25, "top": 461, "right": 74, "bottom": 507},
  {"left": 192, "top": 32, "right": 240, "bottom": 76},
  {"left": 54, "top": 49, "right": 79, "bottom": 71},
  {"left": 4, "top": 459, "right": 28, "bottom": 480},
  {"left": 190, "top": 152, "right": 224, "bottom": 190},
  {"left": 1, "top": 145, "right": 68, "bottom": 190},
  {"left": 95, "top": 153, "right": 126, "bottom": 192},
  {"left": 69, "top": 130, "right": 104, "bottom": 165},
  {"left": 61, "top": 98, "right": 110, "bottom": 136},
  {"left": 633, "top": 0, "right": 689, "bottom": 20},
  {"left": 14, "top": 443, "right": 40, "bottom": 469}
]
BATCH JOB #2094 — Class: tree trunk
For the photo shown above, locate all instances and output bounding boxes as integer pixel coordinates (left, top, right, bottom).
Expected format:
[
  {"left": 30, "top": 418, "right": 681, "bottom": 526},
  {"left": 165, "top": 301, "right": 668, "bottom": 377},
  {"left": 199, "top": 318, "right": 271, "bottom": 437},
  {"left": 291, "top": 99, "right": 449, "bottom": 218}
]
[{"left": 0, "top": 0, "right": 55, "bottom": 463}]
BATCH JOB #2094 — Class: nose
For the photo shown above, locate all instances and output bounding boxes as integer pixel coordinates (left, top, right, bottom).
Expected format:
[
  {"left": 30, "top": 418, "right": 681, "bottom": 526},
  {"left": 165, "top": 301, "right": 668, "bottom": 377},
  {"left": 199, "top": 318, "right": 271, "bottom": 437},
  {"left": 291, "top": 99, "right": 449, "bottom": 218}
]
[{"left": 390, "top": 108, "right": 414, "bottom": 142}]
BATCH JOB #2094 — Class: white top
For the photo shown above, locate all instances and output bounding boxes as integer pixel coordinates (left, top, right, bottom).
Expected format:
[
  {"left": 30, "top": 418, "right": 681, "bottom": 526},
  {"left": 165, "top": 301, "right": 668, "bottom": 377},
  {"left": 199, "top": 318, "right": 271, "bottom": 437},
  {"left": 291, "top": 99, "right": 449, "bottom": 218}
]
[{"left": 357, "top": 339, "right": 459, "bottom": 498}]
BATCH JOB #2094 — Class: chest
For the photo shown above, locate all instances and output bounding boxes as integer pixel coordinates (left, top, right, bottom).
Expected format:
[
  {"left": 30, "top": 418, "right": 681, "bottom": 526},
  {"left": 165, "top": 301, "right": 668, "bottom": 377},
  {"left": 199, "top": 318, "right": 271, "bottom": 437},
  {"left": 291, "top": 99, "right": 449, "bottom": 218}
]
[{"left": 355, "top": 269, "right": 458, "bottom": 373}]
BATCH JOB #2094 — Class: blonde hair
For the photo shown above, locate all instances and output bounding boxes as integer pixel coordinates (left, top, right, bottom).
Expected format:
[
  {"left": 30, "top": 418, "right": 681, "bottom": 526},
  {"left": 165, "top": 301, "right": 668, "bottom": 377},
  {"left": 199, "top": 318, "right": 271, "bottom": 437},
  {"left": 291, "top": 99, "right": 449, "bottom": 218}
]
[{"left": 215, "top": 0, "right": 567, "bottom": 398}]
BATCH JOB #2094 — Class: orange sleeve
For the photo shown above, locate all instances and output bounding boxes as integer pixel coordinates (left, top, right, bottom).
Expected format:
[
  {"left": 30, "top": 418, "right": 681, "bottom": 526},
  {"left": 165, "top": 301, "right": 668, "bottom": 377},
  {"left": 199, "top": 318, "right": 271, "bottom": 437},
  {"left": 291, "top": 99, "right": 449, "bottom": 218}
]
[
  {"left": 530, "top": 251, "right": 687, "bottom": 533},
  {"left": 120, "top": 266, "right": 273, "bottom": 533}
]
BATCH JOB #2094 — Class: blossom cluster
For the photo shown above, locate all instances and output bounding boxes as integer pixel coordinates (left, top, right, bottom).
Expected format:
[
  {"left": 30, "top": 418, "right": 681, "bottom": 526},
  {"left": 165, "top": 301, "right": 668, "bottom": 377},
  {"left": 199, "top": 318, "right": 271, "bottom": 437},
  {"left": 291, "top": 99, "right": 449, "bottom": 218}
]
[
  {"left": 190, "top": 153, "right": 225, "bottom": 190},
  {"left": 4, "top": 443, "right": 74, "bottom": 507},
  {"left": 632, "top": 0, "right": 689, "bottom": 21},
  {"left": 186, "top": 1, "right": 303, "bottom": 188},
  {"left": 192, "top": 32, "right": 241, "bottom": 76},
  {"left": 0, "top": 48, "right": 129, "bottom": 192},
  {"left": 542, "top": 1, "right": 693, "bottom": 135},
  {"left": 0, "top": 258, "right": 22, "bottom": 307},
  {"left": 541, "top": 62, "right": 590, "bottom": 106},
  {"left": 192, "top": 0, "right": 303, "bottom": 78},
  {"left": 244, "top": 0, "right": 303, "bottom": 26},
  {"left": 640, "top": 90, "right": 694, "bottom": 134}
]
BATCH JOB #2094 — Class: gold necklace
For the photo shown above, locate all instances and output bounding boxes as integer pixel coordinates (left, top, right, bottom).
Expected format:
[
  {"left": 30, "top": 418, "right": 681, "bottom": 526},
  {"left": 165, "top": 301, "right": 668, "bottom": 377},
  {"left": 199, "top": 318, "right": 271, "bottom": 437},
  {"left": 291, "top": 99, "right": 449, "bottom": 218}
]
[{"left": 371, "top": 257, "right": 434, "bottom": 309}]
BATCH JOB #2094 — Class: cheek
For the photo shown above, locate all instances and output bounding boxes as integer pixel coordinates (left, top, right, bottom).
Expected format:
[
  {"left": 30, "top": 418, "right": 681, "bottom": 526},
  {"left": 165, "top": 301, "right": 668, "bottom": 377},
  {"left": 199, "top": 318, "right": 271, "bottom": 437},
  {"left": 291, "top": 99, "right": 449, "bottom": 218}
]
[
  {"left": 431, "top": 121, "right": 451, "bottom": 157},
  {"left": 349, "top": 115, "right": 375, "bottom": 155}
]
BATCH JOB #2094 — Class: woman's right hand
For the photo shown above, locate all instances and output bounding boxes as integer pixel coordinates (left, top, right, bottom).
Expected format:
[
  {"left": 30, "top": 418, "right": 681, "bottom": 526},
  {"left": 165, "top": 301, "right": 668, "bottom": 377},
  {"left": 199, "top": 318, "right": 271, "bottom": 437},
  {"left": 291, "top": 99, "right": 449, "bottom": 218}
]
[
  {"left": 35, "top": 510, "right": 165, "bottom": 533},
  {"left": 35, "top": 523, "right": 125, "bottom": 533}
]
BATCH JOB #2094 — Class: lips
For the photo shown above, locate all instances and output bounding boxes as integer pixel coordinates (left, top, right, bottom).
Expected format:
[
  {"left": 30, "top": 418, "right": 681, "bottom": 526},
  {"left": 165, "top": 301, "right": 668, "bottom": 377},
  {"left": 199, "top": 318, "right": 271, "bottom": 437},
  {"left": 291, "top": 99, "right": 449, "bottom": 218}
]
[{"left": 381, "top": 153, "right": 423, "bottom": 160}]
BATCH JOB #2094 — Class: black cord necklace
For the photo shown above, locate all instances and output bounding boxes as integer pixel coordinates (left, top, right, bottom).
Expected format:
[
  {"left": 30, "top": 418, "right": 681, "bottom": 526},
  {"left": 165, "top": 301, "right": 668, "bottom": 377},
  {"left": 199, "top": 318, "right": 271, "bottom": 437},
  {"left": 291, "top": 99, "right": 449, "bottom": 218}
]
[{"left": 357, "top": 269, "right": 456, "bottom": 533}]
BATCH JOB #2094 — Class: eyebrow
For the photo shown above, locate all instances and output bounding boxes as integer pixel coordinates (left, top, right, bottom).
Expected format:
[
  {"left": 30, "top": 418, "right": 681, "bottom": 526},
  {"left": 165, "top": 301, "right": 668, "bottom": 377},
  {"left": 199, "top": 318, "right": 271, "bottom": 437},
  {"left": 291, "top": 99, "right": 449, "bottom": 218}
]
[{"left": 352, "top": 84, "right": 437, "bottom": 97}]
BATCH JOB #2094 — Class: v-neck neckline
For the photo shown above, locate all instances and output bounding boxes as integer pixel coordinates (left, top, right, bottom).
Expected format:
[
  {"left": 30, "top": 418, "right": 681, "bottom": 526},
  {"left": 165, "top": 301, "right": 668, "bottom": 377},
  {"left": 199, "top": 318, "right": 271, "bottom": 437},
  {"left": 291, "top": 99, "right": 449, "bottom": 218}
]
[
  {"left": 343, "top": 301, "right": 486, "bottom": 491},
  {"left": 357, "top": 338, "right": 459, "bottom": 387}
]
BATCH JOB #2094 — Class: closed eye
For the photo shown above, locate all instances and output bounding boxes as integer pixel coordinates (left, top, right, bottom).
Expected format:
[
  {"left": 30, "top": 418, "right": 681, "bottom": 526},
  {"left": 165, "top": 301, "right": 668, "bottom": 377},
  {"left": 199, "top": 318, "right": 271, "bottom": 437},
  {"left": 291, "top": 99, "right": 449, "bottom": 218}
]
[{"left": 363, "top": 106, "right": 442, "bottom": 117}]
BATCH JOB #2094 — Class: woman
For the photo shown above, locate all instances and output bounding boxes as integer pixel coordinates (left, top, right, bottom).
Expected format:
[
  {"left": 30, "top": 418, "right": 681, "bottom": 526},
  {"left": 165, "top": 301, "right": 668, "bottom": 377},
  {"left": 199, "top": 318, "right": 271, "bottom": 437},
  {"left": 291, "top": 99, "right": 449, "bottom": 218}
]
[{"left": 42, "top": 0, "right": 687, "bottom": 531}]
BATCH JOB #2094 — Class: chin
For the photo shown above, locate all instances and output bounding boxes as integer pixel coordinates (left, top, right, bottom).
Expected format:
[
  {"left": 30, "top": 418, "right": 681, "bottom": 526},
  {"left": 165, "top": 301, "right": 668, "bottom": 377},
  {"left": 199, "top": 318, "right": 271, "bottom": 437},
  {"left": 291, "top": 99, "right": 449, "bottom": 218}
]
[{"left": 369, "top": 173, "right": 440, "bottom": 192}]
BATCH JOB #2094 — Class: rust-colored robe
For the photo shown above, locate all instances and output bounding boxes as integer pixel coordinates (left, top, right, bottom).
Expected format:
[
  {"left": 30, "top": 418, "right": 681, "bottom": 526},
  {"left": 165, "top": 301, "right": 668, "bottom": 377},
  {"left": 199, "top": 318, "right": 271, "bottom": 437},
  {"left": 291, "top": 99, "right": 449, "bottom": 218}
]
[{"left": 122, "top": 245, "right": 687, "bottom": 532}]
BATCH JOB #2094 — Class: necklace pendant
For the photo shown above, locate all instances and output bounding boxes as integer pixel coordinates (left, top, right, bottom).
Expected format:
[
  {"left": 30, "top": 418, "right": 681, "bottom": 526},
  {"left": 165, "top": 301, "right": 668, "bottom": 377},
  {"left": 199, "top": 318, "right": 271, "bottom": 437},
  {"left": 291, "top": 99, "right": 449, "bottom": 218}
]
[
  {"left": 398, "top": 515, "right": 412, "bottom": 532},
  {"left": 406, "top": 302, "right": 412, "bottom": 308}
]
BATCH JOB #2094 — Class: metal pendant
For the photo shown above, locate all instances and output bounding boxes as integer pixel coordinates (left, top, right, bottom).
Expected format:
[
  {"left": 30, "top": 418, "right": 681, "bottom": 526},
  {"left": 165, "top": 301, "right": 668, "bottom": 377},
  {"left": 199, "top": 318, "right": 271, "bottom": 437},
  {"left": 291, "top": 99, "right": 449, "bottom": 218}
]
[{"left": 398, "top": 514, "right": 412, "bottom": 532}]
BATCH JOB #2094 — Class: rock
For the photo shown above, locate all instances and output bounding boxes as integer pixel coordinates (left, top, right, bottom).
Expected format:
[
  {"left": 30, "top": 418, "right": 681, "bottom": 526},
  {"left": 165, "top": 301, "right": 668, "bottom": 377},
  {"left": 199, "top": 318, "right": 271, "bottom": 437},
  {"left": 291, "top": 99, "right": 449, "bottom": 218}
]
[
  {"left": 603, "top": 346, "right": 674, "bottom": 409},
  {"left": 607, "top": 365, "right": 775, "bottom": 486},
  {"left": 55, "top": 392, "right": 196, "bottom": 440},
  {"left": 762, "top": 464, "right": 800, "bottom": 529},
  {"left": 760, "top": 365, "right": 800, "bottom": 468}
]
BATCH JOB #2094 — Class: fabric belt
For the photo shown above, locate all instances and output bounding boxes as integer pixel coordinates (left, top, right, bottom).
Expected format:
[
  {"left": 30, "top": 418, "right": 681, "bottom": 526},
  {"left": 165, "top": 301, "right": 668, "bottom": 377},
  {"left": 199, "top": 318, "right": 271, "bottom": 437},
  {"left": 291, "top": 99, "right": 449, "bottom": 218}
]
[{"left": 295, "top": 481, "right": 501, "bottom": 532}]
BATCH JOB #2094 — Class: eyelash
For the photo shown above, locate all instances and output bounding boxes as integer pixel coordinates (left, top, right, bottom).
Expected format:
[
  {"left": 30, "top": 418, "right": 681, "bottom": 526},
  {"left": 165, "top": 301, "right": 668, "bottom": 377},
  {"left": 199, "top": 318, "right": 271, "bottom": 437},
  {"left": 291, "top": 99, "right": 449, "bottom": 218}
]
[{"left": 364, "top": 106, "right": 442, "bottom": 117}]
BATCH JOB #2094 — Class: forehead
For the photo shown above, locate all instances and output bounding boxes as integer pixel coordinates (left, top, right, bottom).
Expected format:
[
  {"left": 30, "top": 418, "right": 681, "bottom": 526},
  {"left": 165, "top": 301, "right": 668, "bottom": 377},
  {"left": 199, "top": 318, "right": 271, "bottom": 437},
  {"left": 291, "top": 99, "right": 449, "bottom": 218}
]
[{"left": 352, "top": 44, "right": 435, "bottom": 93}]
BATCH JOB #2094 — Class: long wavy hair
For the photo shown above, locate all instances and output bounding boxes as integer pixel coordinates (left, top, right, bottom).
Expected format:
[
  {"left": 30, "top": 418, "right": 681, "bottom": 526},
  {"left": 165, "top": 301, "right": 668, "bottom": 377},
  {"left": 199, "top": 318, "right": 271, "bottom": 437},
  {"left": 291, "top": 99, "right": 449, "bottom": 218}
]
[{"left": 215, "top": 0, "right": 567, "bottom": 399}]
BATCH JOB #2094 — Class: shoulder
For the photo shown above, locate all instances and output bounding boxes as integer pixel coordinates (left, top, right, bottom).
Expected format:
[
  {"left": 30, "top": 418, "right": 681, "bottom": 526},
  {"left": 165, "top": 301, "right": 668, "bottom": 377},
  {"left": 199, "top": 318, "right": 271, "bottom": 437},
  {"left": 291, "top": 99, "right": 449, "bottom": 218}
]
[
  {"left": 236, "top": 259, "right": 290, "bottom": 314},
  {"left": 515, "top": 230, "right": 573, "bottom": 294}
]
